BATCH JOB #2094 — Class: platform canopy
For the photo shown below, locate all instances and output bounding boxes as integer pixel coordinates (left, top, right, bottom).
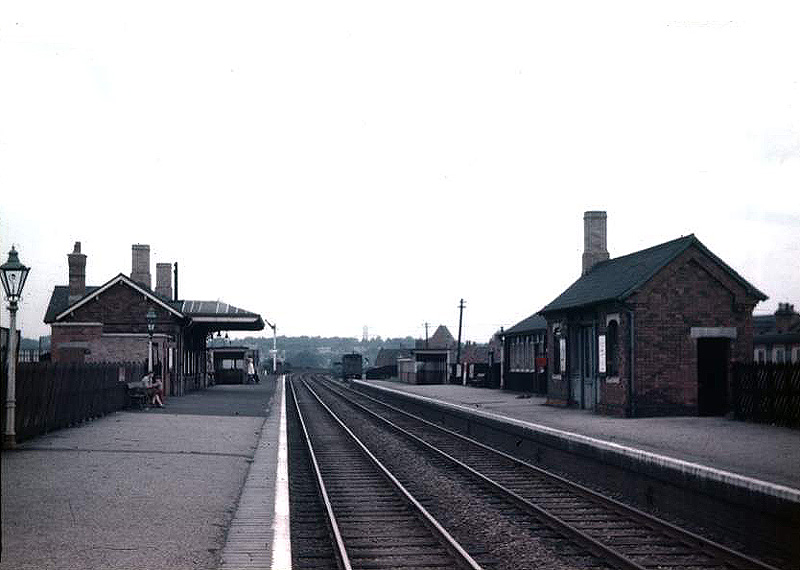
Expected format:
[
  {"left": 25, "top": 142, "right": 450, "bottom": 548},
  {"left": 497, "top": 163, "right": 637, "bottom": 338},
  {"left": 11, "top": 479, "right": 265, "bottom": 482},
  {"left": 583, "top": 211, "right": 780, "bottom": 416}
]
[{"left": 179, "top": 300, "right": 265, "bottom": 334}]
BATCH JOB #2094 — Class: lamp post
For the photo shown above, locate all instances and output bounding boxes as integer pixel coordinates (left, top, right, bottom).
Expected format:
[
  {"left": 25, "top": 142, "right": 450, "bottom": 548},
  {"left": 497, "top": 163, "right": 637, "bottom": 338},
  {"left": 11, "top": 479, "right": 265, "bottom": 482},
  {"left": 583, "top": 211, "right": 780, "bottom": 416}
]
[
  {"left": 267, "top": 320, "right": 277, "bottom": 373},
  {"left": 146, "top": 307, "right": 156, "bottom": 374},
  {"left": 1, "top": 246, "right": 30, "bottom": 449}
]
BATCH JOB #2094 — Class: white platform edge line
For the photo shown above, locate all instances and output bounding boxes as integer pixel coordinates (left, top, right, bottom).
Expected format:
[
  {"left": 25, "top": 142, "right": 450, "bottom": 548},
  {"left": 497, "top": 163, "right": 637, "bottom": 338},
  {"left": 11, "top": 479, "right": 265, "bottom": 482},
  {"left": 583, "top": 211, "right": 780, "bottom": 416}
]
[
  {"left": 357, "top": 381, "right": 800, "bottom": 503},
  {"left": 271, "top": 375, "right": 292, "bottom": 569}
]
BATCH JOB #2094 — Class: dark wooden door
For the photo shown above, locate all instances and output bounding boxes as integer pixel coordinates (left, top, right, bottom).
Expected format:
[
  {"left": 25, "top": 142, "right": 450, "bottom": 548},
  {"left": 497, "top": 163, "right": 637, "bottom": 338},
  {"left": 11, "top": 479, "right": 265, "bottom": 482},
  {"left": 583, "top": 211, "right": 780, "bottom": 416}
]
[{"left": 697, "top": 338, "right": 729, "bottom": 416}]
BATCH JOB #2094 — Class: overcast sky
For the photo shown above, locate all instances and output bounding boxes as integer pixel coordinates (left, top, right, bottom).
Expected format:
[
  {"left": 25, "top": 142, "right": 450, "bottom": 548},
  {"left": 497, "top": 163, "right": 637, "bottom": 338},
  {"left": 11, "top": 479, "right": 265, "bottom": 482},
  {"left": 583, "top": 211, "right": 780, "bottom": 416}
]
[{"left": 1, "top": 1, "right": 798, "bottom": 344}]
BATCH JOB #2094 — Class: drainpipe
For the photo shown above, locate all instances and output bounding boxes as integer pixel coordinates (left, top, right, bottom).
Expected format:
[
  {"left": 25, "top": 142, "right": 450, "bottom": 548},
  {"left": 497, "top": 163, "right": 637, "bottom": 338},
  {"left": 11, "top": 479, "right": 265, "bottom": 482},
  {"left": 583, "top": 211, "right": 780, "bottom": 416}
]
[
  {"left": 173, "top": 262, "right": 179, "bottom": 301},
  {"left": 625, "top": 306, "right": 635, "bottom": 418},
  {"left": 499, "top": 329, "right": 505, "bottom": 389},
  {"left": 593, "top": 316, "right": 598, "bottom": 410}
]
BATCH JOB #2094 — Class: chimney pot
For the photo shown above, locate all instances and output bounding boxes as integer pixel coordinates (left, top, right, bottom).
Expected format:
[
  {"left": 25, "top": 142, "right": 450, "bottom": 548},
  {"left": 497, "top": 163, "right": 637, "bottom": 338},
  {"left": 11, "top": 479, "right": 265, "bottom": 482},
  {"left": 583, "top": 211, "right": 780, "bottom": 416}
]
[
  {"left": 582, "top": 210, "right": 609, "bottom": 275},
  {"left": 68, "top": 241, "right": 87, "bottom": 304},
  {"left": 155, "top": 262, "right": 173, "bottom": 300},
  {"left": 131, "top": 244, "right": 151, "bottom": 289},
  {"left": 775, "top": 302, "right": 798, "bottom": 333}
]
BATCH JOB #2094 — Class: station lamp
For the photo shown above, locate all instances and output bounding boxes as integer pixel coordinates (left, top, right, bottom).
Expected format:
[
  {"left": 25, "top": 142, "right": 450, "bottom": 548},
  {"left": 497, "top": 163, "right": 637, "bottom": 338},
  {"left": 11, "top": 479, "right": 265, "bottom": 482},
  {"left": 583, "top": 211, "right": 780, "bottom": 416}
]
[
  {"left": 146, "top": 307, "right": 156, "bottom": 373},
  {"left": 1, "top": 246, "right": 30, "bottom": 449}
]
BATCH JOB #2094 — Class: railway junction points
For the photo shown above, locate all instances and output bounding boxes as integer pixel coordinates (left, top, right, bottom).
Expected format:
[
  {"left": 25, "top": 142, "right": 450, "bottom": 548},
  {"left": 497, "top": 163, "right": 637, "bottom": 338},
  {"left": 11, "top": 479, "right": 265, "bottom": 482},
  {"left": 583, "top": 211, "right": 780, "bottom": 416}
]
[{"left": 1, "top": 373, "right": 798, "bottom": 569}]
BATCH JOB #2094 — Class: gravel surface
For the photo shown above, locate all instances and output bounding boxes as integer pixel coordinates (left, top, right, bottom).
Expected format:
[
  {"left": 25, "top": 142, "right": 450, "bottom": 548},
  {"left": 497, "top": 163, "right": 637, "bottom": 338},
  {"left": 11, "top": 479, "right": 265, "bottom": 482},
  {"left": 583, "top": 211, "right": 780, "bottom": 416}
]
[{"left": 307, "top": 379, "right": 608, "bottom": 570}]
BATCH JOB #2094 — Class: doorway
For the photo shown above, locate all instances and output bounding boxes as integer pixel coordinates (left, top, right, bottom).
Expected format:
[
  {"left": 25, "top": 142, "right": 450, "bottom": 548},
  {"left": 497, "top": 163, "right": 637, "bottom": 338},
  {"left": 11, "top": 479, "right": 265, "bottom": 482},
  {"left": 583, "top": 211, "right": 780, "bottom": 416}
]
[
  {"left": 581, "top": 326, "right": 596, "bottom": 410},
  {"left": 697, "top": 338, "right": 729, "bottom": 416}
]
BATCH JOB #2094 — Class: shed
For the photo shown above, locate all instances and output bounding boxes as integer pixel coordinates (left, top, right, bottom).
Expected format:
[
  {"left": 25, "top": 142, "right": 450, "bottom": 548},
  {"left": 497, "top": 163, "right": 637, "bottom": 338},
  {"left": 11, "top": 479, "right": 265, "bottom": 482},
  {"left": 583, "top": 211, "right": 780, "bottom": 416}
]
[
  {"left": 540, "top": 212, "right": 766, "bottom": 417},
  {"left": 209, "top": 346, "right": 258, "bottom": 384}
]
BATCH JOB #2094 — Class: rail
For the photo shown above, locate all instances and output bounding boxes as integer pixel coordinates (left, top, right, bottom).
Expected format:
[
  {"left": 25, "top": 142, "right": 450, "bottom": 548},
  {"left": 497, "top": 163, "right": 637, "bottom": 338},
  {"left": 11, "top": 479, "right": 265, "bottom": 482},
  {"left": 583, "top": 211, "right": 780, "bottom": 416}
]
[
  {"left": 312, "top": 375, "right": 784, "bottom": 570},
  {"left": 291, "top": 375, "right": 484, "bottom": 570}
]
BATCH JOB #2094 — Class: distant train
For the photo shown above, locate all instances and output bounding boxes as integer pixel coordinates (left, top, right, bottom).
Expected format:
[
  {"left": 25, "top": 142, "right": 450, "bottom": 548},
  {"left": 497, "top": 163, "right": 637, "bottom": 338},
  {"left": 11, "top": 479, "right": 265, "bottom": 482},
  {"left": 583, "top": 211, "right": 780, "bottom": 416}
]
[{"left": 342, "top": 353, "right": 363, "bottom": 380}]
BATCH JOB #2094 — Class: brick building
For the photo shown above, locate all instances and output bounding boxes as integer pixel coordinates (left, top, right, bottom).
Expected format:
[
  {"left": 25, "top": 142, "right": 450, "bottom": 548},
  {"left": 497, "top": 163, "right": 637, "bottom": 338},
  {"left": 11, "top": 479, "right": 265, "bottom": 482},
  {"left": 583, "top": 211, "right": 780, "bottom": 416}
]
[
  {"left": 501, "top": 313, "right": 547, "bottom": 393},
  {"left": 44, "top": 242, "right": 264, "bottom": 396},
  {"left": 540, "top": 212, "right": 767, "bottom": 417},
  {"left": 753, "top": 303, "right": 800, "bottom": 364}
]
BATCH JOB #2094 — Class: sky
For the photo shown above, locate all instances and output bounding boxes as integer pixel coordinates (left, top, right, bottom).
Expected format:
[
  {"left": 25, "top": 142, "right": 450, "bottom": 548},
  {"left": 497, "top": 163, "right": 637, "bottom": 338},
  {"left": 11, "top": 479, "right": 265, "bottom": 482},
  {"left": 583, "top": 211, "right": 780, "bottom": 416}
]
[{"left": 1, "top": 1, "right": 798, "bottom": 344}]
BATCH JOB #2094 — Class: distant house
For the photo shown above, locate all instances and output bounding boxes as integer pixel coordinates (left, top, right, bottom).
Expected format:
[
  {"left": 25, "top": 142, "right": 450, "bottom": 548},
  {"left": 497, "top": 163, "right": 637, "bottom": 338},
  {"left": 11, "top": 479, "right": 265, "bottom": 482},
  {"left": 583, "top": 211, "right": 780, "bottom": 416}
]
[
  {"left": 540, "top": 212, "right": 766, "bottom": 417},
  {"left": 753, "top": 303, "right": 800, "bottom": 364},
  {"left": 502, "top": 313, "right": 547, "bottom": 393},
  {"left": 456, "top": 341, "right": 491, "bottom": 385},
  {"left": 44, "top": 242, "right": 264, "bottom": 396}
]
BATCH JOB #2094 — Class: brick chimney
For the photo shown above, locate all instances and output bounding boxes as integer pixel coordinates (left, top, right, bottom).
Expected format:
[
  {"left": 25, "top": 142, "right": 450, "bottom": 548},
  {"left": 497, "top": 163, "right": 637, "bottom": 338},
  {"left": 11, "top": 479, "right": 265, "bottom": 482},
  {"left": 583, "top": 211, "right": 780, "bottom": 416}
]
[
  {"left": 155, "top": 262, "right": 173, "bottom": 300},
  {"left": 68, "top": 242, "right": 86, "bottom": 304},
  {"left": 775, "top": 303, "right": 799, "bottom": 333},
  {"left": 131, "top": 244, "right": 151, "bottom": 289},
  {"left": 582, "top": 211, "right": 609, "bottom": 275}
]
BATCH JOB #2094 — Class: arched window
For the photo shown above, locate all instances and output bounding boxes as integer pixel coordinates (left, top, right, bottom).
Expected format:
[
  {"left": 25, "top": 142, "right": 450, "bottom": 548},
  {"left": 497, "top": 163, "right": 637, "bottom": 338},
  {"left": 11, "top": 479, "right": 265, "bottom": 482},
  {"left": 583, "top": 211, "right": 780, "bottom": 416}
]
[{"left": 606, "top": 320, "right": 619, "bottom": 377}]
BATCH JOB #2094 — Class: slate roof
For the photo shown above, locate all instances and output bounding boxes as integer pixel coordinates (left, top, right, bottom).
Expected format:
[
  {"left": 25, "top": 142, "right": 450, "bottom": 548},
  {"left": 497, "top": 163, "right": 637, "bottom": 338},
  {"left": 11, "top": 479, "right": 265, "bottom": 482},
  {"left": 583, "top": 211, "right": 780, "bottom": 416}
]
[
  {"left": 754, "top": 332, "right": 800, "bottom": 345},
  {"left": 44, "top": 286, "right": 100, "bottom": 323},
  {"left": 179, "top": 300, "right": 259, "bottom": 318},
  {"left": 44, "top": 274, "right": 263, "bottom": 330},
  {"left": 375, "top": 348, "right": 414, "bottom": 368},
  {"left": 504, "top": 313, "right": 547, "bottom": 336},
  {"left": 540, "top": 235, "right": 767, "bottom": 315},
  {"left": 753, "top": 315, "right": 776, "bottom": 336},
  {"left": 428, "top": 325, "right": 455, "bottom": 349}
]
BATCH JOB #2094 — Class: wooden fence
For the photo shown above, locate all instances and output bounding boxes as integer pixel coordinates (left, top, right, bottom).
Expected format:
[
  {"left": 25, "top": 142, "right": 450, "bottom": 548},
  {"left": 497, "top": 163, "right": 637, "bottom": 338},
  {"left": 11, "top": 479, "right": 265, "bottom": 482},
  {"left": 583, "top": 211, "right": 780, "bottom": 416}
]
[
  {"left": 0, "top": 361, "right": 146, "bottom": 443},
  {"left": 731, "top": 363, "right": 800, "bottom": 428}
]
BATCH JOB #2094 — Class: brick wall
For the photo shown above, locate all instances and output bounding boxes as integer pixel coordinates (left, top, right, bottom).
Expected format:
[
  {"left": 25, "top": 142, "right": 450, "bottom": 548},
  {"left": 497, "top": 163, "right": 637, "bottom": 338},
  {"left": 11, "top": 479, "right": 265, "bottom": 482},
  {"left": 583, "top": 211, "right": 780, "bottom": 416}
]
[
  {"left": 87, "top": 336, "right": 149, "bottom": 364},
  {"left": 546, "top": 322, "right": 570, "bottom": 405},
  {"left": 628, "top": 246, "right": 758, "bottom": 416},
  {"left": 52, "top": 281, "right": 183, "bottom": 370},
  {"left": 65, "top": 281, "right": 180, "bottom": 336},
  {"left": 51, "top": 323, "right": 103, "bottom": 363},
  {"left": 596, "top": 309, "right": 630, "bottom": 416}
]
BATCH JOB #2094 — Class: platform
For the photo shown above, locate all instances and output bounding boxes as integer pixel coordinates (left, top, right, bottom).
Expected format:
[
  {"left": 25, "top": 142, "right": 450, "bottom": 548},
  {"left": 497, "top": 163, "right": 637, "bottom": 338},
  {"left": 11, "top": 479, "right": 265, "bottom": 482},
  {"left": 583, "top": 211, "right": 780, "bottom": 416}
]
[
  {"left": 355, "top": 379, "right": 800, "bottom": 495},
  {"left": 0, "top": 377, "right": 287, "bottom": 570}
]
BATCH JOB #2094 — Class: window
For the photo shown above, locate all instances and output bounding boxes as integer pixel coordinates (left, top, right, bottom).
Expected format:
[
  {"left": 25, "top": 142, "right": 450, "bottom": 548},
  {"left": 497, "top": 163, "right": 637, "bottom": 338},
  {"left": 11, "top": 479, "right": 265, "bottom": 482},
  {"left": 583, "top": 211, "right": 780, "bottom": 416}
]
[
  {"left": 569, "top": 328, "right": 580, "bottom": 374},
  {"left": 606, "top": 320, "right": 619, "bottom": 376},
  {"left": 754, "top": 348, "right": 766, "bottom": 363},
  {"left": 525, "top": 336, "right": 532, "bottom": 370},
  {"left": 774, "top": 347, "right": 786, "bottom": 364}
]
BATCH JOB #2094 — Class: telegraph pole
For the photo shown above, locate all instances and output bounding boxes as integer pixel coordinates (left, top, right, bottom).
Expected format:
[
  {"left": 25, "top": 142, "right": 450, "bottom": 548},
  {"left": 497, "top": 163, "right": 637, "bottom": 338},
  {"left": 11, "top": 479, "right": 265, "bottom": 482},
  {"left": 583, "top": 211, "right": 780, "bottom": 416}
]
[
  {"left": 423, "top": 322, "right": 429, "bottom": 348},
  {"left": 456, "top": 298, "right": 465, "bottom": 369}
]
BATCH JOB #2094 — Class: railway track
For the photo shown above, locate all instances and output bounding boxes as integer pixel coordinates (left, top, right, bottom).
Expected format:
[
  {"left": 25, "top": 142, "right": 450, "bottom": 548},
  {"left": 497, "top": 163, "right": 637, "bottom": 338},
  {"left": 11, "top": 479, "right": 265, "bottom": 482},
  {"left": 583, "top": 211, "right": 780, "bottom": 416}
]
[
  {"left": 288, "top": 373, "right": 485, "bottom": 569},
  {"left": 300, "top": 373, "right": 787, "bottom": 570}
]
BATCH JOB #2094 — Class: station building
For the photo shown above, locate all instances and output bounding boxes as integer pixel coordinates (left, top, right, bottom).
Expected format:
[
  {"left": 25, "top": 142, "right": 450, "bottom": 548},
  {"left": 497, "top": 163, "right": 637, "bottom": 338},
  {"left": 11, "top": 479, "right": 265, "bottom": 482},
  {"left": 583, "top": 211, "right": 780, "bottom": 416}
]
[
  {"left": 540, "top": 212, "right": 767, "bottom": 417},
  {"left": 44, "top": 242, "right": 264, "bottom": 396},
  {"left": 501, "top": 313, "right": 547, "bottom": 393}
]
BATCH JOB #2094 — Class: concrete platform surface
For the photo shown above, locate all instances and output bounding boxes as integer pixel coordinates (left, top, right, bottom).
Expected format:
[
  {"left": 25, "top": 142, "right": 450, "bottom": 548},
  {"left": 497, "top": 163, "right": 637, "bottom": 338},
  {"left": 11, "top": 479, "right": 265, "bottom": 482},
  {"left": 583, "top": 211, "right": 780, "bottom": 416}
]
[
  {"left": 359, "top": 380, "right": 800, "bottom": 493},
  {"left": 1, "top": 378, "right": 281, "bottom": 570}
]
